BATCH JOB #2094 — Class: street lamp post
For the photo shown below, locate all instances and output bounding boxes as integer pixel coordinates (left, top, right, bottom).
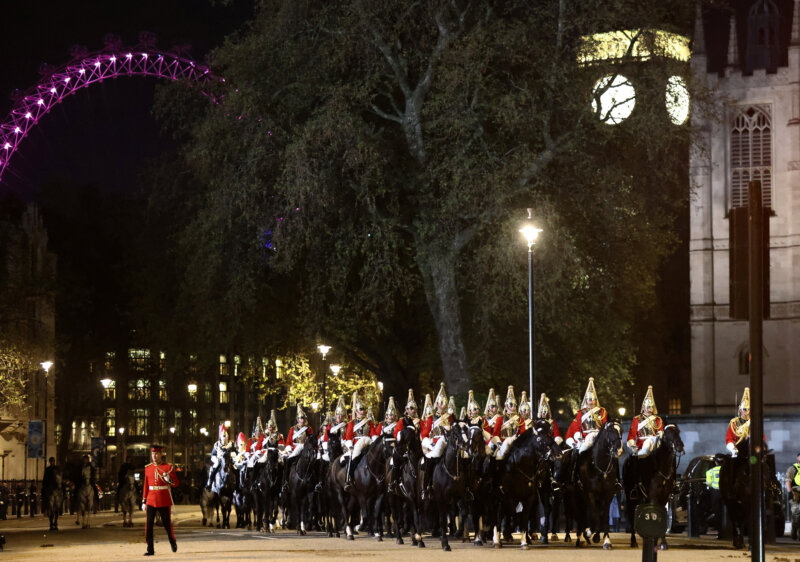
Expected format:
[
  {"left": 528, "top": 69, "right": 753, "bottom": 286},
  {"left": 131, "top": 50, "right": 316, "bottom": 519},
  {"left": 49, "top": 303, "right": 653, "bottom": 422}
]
[
  {"left": 118, "top": 427, "right": 125, "bottom": 475},
  {"left": 169, "top": 426, "right": 176, "bottom": 464},
  {"left": 520, "top": 209, "right": 542, "bottom": 414},
  {"left": 40, "top": 361, "right": 52, "bottom": 470},
  {"left": 317, "top": 344, "right": 331, "bottom": 413}
]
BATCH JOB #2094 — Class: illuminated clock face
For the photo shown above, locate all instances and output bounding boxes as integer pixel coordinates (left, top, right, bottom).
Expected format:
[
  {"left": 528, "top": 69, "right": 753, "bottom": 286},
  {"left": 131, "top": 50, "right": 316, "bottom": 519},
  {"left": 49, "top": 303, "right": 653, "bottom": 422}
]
[
  {"left": 591, "top": 74, "right": 636, "bottom": 124},
  {"left": 665, "top": 75, "right": 690, "bottom": 125}
]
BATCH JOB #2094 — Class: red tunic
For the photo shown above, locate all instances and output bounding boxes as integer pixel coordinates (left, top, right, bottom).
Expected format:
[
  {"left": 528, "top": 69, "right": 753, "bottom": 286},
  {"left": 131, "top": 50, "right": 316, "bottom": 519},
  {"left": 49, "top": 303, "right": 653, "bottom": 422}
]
[
  {"left": 627, "top": 415, "right": 664, "bottom": 448},
  {"left": 520, "top": 417, "right": 557, "bottom": 436},
  {"left": 344, "top": 418, "right": 375, "bottom": 442},
  {"left": 725, "top": 418, "right": 763, "bottom": 445},
  {"left": 246, "top": 435, "right": 265, "bottom": 452},
  {"left": 323, "top": 421, "right": 347, "bottom": 442},
  {"left": 372, "top": 421, "right": 399, "bottom": 438},
  {"left": 142, "top": 462, "right": 178, "bottom": 508},
  {"left": 393, "top": 417, "right": 418, "bottom": 438},
  {"left": 485, "top": 414, "right": 502, "bottom": 439},
  {"left": 566, "top": 407, "right": 608, "bottom": 441},
  {"left": 419, "top": 414, "right": 454, "bottom": 440}
]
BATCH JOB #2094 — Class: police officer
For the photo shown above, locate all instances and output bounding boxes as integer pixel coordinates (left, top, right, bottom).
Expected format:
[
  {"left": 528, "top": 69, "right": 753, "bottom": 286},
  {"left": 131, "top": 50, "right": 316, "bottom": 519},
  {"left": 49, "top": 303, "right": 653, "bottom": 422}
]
[{"left": 142, "top": 444, "right": 178, "bottom": 556}]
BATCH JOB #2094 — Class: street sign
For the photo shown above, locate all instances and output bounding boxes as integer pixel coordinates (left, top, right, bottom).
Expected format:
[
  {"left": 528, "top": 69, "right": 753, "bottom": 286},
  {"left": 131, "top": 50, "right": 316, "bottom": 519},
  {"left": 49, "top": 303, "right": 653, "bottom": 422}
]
[{"left": 635, "top": 503, "right": 668, "bottom": 538}]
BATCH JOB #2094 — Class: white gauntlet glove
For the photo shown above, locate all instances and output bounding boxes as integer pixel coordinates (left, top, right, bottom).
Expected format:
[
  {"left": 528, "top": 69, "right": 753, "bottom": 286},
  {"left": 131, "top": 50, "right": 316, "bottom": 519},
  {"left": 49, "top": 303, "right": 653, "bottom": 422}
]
[{"left": 726, "top": 442, "right": 738, "bottom": 457}]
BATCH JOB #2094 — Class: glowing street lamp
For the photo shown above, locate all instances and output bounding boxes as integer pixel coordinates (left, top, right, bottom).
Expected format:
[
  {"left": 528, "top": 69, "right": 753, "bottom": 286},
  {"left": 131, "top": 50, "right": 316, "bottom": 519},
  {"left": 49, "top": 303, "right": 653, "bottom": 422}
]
[
  {"left": 100, "top": 378, "right": 113, "bottom": 389},
  {"left": 520, "top": 208, "right": 543, "bottom": 413},
  {"left": 618, "top": 407, "right": 627, "bottom": 417},
  {"left": 40, "top": 361, "right": 53, "bottom": 372},
  {"left": 169, "top": 426, "right": 176, "bottom": 462}
]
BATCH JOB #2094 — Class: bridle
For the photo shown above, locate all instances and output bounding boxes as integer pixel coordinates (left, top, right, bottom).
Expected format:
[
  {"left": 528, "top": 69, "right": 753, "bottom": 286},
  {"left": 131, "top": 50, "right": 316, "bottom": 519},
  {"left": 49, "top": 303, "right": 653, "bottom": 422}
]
[{"left": 594, "top": 421, "right": 621, "bottom": 476}]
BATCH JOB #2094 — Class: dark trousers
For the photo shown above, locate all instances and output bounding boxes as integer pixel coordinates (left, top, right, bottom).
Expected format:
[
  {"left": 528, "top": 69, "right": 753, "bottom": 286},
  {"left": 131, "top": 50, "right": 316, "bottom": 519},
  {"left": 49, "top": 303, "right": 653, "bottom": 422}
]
[{"left": 145, "top": 505, "right": 175, "bottom": 553}]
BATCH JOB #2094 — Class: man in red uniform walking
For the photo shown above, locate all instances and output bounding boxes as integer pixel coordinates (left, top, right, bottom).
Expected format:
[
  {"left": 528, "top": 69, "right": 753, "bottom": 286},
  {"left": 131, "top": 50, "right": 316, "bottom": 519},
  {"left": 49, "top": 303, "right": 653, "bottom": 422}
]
[{"left": 141, "top": 444, "right": 178, "bottom": 556}]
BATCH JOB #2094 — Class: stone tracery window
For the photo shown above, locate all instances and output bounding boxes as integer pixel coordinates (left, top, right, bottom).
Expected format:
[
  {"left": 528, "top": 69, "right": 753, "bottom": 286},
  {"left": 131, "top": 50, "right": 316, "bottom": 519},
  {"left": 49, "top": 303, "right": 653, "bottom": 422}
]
[{"left": 730, "top": 105, "right": 772, "bottom": 209}]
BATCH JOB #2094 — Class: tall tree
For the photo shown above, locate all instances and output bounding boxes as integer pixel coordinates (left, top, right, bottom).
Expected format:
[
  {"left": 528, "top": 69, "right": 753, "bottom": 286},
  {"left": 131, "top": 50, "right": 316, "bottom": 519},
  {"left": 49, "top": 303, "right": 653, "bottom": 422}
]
[{"left": 153, "top": 0, "right": 696, "bottom": 400}]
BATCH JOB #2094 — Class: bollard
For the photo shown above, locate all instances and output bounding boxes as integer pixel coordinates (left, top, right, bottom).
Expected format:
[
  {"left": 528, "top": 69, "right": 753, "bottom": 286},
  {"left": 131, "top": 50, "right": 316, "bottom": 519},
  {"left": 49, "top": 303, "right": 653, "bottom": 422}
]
[
  {"left": 635, "top": 503, "right": 668, "bottom": 562},
  {"left": 687, "top": 488, "right": 698, "bottom": 538}
]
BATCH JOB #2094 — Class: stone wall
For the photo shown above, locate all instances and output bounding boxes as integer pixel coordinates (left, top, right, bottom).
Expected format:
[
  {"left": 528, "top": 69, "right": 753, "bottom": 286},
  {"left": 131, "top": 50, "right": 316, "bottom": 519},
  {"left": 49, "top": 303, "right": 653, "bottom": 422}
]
[{"left": 666, "top": 414, "right": 800, "bottom": 475}]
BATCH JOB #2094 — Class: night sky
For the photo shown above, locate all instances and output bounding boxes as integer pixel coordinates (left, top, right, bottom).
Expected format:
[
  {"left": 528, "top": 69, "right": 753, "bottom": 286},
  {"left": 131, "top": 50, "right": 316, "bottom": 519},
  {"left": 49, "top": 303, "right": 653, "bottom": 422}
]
[{"left": 0, "top": 0, "right": 254, "bottom": 200}]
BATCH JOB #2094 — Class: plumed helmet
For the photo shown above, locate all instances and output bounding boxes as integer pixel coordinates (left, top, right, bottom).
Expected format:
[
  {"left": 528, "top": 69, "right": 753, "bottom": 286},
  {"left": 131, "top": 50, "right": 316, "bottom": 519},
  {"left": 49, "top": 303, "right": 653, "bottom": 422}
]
[
  {"left": 321, "top": 411, "right": 332, "bottom": 429},
  {"left": 236, "top": 432, "right": 247, "bottom": 453},
  {"left": 505, "top": 385, "right": 517, "bottom": 410},
  {"left": 447, "top": 396, "right": 457, "bottom": 416},
  {"left": 581, "top": 378, "right": 600, "bottom": 410},
  {"left": 352, "top": 391, "right": 365, "bottom": 418},
  {"left": 537, "top": 393, "right": 552, "bottom": 419},
  {"left": 218, "top": 423, "right": 229, "bottom": 443},
  {"left": 296, "top": 403, "right": 307, "bottom": 421},
  {"left": 484, "top": 388, "right": 497, "bottom": 416},
  {"left": 385, "top": 396, "right": 399, "bottom": 420},
  {"left": 366, "top": 406, "right": 375, "bottom": 422},
  {"left": 640, "top": 385, "right": 658, "bottom": 415},
  {"left": 519, "top": 391, "right": 531, "bottom": 416},
  {"left": 459, "top": 406, "right": 467, "bottom": 420},
  {"left": 435, "top": 382, "right": 448, "bottom": 408},
  {"left": 405, "top": 389, "right": 418, "bottom": 412},
  {"left": 252, "top": 416, "right": 264, "bottom": 438},
  {"left": 422, "top": 393, "right": 434, "bottom": 418},
  {"left": 266, "top": 409, "right": 278, "bottom": 432},
  {"left": 334, "top": 395, "right": 348, "bottom": 418},
  {"left": 467, "top": 390, "right": 480, "bottom": 415},
  {"left": 739, "top": 387, "right": 750, "bottom": 413}
]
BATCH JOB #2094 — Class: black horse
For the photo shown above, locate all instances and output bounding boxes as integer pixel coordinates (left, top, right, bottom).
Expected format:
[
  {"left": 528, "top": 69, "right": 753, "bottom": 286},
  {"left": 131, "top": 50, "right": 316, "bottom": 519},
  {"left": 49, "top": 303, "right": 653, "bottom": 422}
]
[
  {"left": 622, "top": 423, "right": 684, "bottom": 549},
  {"left": 204, "top": 453, "right": 236, "bottom": 528},
  {"left": 118, "top": 469, "right": 138, "bottom": 528},
  {"left": 288, "top": 436, "right": 319, "bottom": 535},
  {"left": 573, "top": 420, "right": 623, "bottom": 549},
  {"left": 327, "top": 430, "right": 362, "bottom": 539},
  {"left": 492, "top": 420, "right": 561, "bottom": 550},
  {"left": 387, "top": 421, "right": 426, "bottom": 547},
  {"left": 351, "top": 433, "right": 393, "bottom": 541},
  {"left": 233, "top": 461, "right": 253, "bottom": 529},
  {"left": 257, "top": 446, "right": 284, "bottom": 533}
]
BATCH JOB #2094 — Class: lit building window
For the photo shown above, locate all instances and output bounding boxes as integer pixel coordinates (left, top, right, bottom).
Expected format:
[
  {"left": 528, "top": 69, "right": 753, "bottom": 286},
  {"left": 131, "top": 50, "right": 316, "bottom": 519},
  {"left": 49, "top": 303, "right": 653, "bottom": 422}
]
[
  {"left": 129, "top": 408, "right": 150, "bottom": 436},
  {"left": 158, "top": 379, "right": 168, "bottom": 401},
  {"left": 731, "top": 105, "right": 772, "bottom": 209},
  {"left": 174, "top": 410, "right": 182, "bottom": 434},
  {"left": 219, "top": 381, "right": 229, "bottom": 404},
  {"left": 203, "top": 382, "right": 212, "bottom": 403},
  {"left": 128, "top": 378, "right": 151, "bottom": 400},
  {"left": 102, "top": 379, "right": 116, "bottom": 400},
  {"left": 158, "top": 408, "right": 167, "bottom": 434},
  {"left": 104, "top": 351, "right": 115, "bottom": 372},
  {"left": 128, "top": 348, "right": 152, "bottom": 371},
  {"left": 105, "top": 408, "right": 116, "bottom": 436},
  {"left": 219, "top": 354, "right": 229, "bottom": 376},
  {"left": 668, "top": 398, "right": 681, "bottom": 415},
  {"left": 189, "top": 408, "right": 198, "bottom": 434}
]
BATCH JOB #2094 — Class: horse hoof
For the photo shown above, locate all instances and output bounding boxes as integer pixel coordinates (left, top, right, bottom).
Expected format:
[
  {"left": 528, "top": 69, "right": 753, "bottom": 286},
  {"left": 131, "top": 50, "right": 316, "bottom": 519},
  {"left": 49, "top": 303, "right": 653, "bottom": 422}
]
[
  {"left": 347, "top": 535, "right": 354, "bottom": 541},
  {"left": 376, "top": 535, "right": 382, "bottom": 542},
  {"left": 418, "top": 540, "right": 426, "bottom": 548},
  {"left": 474, "top": 539, "right": 483, "bottom": 546},
  {"left": 603, "top": 543, "right": 612, "bottom": 550},
  {"left": 217, "top": 524, "right": 221, "bottom": 529},
  {"left": 396, "top": 538, "right": 404, "bottom": 545},
  {"left": 493, "top": 543, "right": 501, "bottom": 549},
  {"left": 444, "top": 544, "right": 451, "bottom": 552},
  {"left": 551, "top": 534, "right": 558, "bottom": 542},
  {"left": 335, "top": 532, "right": 340, "bottom": 538},
  {"left": 540, "top": 536, "right": 548, "bottom": 545},
  {"left": 202, "top": 519, "right": 207, "bottom": 526},
  {"left": 631, "top": 540, "right": 638, "bottom": 548},
  {"left": 660, "top": 542, "right": 668, "bottom": 551},
  {"left": 521, "top": 544, "right": 528, "bottom": 551}
]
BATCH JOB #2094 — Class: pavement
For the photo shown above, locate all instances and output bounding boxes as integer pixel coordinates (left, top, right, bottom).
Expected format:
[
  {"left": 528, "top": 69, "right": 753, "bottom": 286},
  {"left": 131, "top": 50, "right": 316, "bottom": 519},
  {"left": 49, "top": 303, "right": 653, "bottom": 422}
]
[{"left": 0, "top": 506, "right": 798, "bottom": 561}]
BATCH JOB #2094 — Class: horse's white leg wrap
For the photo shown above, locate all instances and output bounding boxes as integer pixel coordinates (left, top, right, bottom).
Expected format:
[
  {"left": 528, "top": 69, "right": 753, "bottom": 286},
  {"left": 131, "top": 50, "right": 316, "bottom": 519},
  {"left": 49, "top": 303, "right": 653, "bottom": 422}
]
[
  {"left": 288, "top": 443, "right": 304, "bottom": 459},
  {"left": 638, "top": 436, "right": 657, "bottom": 458},
  {"left": 346, "top": 524, "right": 353, "bottom": 537},
  {"left": 421, "top": 436, "right": 433, "bottom": 455},
  {"left": 425, "top": 437, "right": 446, "bottom": 459},
  {"left": 579, "top": 431, "right": 598, "bottom": 453},
  {"left": 353, "top": 437, "right": 369, "bottom": 457},
  {"left": 496, "top": 435, "right": 517, "bottom": 460},
  {"left": 493, "top": 525, "right": 500, "bottom": 546},
  {"left": 300, "top": 520, "right": 305, "bottom": 532}
]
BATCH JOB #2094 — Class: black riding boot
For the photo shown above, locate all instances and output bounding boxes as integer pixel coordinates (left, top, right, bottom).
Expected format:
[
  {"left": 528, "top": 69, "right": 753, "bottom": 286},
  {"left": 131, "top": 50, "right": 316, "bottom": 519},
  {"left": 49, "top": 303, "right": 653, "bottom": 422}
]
[{"left": 344, "top": 455, "right": 354, "bottom": 492}]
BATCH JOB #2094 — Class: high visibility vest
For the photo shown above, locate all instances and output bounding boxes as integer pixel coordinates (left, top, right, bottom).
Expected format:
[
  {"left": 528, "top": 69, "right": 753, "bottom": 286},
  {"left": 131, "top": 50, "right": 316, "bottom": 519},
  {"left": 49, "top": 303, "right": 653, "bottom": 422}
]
[
  {"left": 793, "top": 463, "right": 800, "bottom": 487},
  {"left": 706, "top": 466, "right": 721, "bottom": 490}
]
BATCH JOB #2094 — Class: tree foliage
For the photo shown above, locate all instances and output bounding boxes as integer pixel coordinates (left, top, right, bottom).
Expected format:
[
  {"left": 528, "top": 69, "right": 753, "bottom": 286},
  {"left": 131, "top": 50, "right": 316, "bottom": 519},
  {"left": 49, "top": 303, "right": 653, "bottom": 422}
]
[{"left": 148, "top": 0, "right": 698, "bottom": 409}]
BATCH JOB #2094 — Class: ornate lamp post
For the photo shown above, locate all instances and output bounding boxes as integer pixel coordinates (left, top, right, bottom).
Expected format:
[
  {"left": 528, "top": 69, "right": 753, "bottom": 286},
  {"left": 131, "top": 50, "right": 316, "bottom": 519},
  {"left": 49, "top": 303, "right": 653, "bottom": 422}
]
[{"left": 520, "top": 209, "right": 542, "bottom": 414}]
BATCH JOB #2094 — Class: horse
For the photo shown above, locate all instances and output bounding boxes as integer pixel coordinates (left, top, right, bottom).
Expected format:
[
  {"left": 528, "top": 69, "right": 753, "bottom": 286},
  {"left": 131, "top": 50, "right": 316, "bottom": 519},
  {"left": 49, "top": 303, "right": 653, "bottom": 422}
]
[
  {"left": 258, "top": 446, "right": 284, "bottom": 533},
  {"left": 118, "top": 469, "right": 139, "bottom": 527},
  {"left": 42, "top": 468, "right": 64, "bottom": 531},
  {"left": 204, "top": 453, "right": 235, "bottom": 528},
  {"left": 529, "top": 420, "right": 563, "bottom": 545},
  {"left": 492, "top": 420, "right": 562, "bottom": 550},
  {"left": 718, "top": 436, "right": 780, "bottom": 549},
  {"left": 453, "top": 420, "right": 489, "bottom": 545},
  {"left": 327, "top": 430, "right": 362, "bottom": 539},
  {"left": 288, "top": 435, "right": 319, "bottom": 535},
  {"left": 233, "top": 460, "right": 253, "bottom": 529},
  {"left": 573, "top": 419, "right": 624, "bottom": 549},
  {"left": 622, "top": 423, "right": 684, "bottom": 549},
  {"left": 76, "top": 465, "right": 94, "bottom": 529},
  {"left": 350, "top": 433, "right": 393, "bottom": 541},
  {"left": 387, "top": 421, "right": 426, "bottom": 547}
]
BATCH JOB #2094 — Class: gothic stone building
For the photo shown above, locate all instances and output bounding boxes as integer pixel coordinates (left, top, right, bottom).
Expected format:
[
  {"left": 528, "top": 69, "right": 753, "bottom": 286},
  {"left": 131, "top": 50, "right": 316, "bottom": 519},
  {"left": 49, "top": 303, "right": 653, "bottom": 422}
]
[{"left": 691, "top": 0, "right": 800, "bottom": 413}]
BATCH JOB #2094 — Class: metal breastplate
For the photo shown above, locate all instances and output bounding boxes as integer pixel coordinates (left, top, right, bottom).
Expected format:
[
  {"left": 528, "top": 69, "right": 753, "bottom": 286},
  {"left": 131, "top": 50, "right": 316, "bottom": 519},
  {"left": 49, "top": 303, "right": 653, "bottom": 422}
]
[
  {"left": 353, "top": 418, "right": 370, "bottom": 437},
  {"left": 580, "top": 408, "right": 600, "bottom": 432},
  {"left": 733, "top": 418, "right": 750, "bottom": 444},
  {"left": 637, "top": 415, "right": 658, "bottom": 438},
  {"left": 430, "top": 414, "right": 450, "bottom": 438},
  {"left": 501, "top": 415, "right": 519, "bottom": 438},
  {"left": 293, "top": 425, "right": 309, "bottom": 444},
  {"left": 487, "top": 414, "right": 500, "bottom": 430}
]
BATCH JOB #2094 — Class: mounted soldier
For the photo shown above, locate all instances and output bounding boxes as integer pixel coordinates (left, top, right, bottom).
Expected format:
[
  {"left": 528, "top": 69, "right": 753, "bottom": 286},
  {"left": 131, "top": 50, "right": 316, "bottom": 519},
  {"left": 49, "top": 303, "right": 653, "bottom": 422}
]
[
  {"left": 206, "top": 424, "right": 233, "bottom": 489},
  {"left": 420, "top": 384, "right": 453, "bottom": 499},
  {"left": 248, "top": 416, "right": 265, "bottom": 454},
  {"left": 447, "top": 396, "right": 457, "bottom": 419},
  {"left": 394, "top": 389, "right": 420, "bottom": 434},
  {"left": 343, "top": 391, "right": 374, "bottom": 492},
  {"left": 536, "top": 392, "right": 563, "bottom": 445},
  {"left": 566, "top": 377, "right": 608, "bottom": 452},
  {"left": 283, "top": 404, "right": 314, "bottom": 487},
  {"left": 726, "top": 387, "right": 751, "bottom": 458},
  {"left": 484, "top": 388, "right": 502, "bottom": 452},
  {"left": 322, "top": 396, "right": 348, "bottom": 462},
  {"left": 374, "top": 396, "right": 400, "bottom": 440},
  {"left": 495, "top": 386, "right": 521, "bottom": 460},
  {"left": 627, "top": 385, "right": 663, "bottom": 458},
  {"left": 233, "top": 432, "right": 249, "bottom": 467},
  {"left": 517, "top": 390, "right": 532, "bottom": 433},
  {"left": 263, "top": 409, "right": 285, "bottom": 450}
]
